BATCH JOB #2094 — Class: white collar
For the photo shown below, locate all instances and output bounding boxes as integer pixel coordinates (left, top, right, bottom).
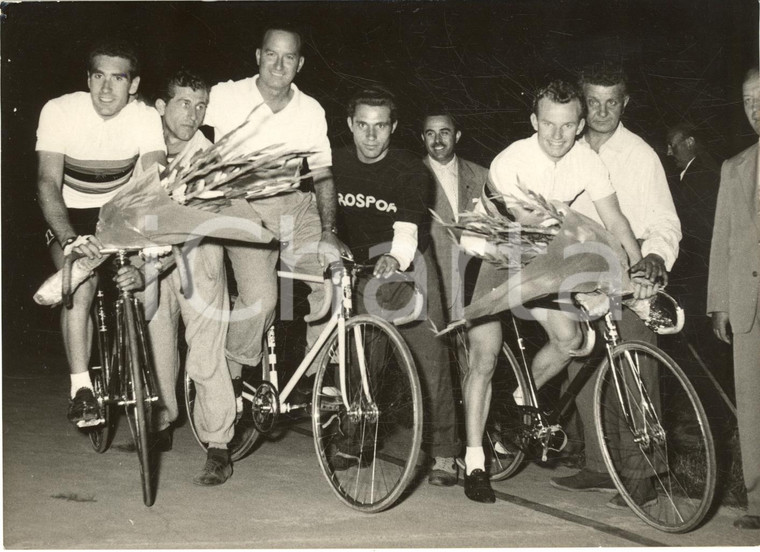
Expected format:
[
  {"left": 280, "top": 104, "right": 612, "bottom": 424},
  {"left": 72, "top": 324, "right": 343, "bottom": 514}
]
[{"left": 680, "top": 156, "right": 696, "bottom": 181}]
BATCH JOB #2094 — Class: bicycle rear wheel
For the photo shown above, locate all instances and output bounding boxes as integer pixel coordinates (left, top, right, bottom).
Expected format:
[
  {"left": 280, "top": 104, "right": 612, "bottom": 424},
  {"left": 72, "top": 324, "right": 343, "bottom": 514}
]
[
  {"left": 594, "top": 341, "right": 716, "bottom": 533},
  {"left": 88, "top": 364, "right": 113, "bottom": 453},
  {"left": 122, "top": 296, "right": 154, "bottom": 507},
  {"left": 88, "top": 289, "right": 114, "bottom": 452},
  {"left": 184, "top": 361, "right": 261, "bottom": 462},
  {"left": 454, "top": 329, "right": 530, "bottom": 481},
  {"left": 312, "top": 315, "right": 422, "bottom": 513}
]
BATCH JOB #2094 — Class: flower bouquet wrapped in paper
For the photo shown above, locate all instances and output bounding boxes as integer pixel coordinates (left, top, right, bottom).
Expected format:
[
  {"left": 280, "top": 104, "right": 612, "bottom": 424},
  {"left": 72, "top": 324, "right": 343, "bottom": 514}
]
[
  {"left": 34, "top": 104, "right": 324, "bottom": 307},
  {"left": 434, "top": 184, "right": 678, "bottom": 332}
]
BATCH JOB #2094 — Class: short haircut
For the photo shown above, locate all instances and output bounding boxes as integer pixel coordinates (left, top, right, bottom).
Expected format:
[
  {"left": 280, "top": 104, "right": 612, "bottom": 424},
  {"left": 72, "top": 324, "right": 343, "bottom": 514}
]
[
  {"left": 578, "top": 62, "right": 628, "bottom": 94},
  {"left": 667, "top": 122, "right": 698, "bottom": 143},
  {"left": 157, "top": 69, "right": 210, "bottom": 103},
  {"left": 87, "top": 40, "right": 140, "bottom": 79},
  {"left": 532, "top": 79, "right": 584, "bottom": 116},
  {"left": 744, "top": 67, "right": 760, "bottom": 86},
  {"left": 346, "top": 85, "right": 398, "bottom": 123},
  {"left": 421, "top": 107, "right": 459, "bottom": 133},
  {"left": 260, "top": 22, "right": 303, "bottom": 55}
]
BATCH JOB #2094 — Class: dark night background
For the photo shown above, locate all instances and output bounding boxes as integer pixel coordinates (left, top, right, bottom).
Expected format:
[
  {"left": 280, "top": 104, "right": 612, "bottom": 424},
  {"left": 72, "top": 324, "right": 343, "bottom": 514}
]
[{"left": 1, "top": 0, "right": 758, "bottom": 356}]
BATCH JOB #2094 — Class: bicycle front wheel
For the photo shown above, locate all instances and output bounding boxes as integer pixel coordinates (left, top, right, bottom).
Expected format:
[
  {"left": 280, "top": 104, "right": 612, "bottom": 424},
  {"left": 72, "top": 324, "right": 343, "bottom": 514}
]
[
  {"left": 123, "top": 297, "right": 154, "bottom": 507},
  {"left": 594, "top": 341, "right": 716, "bottom": 533},
  {"left": 312, "top": 315, "right": 422, "bottom": 513}
]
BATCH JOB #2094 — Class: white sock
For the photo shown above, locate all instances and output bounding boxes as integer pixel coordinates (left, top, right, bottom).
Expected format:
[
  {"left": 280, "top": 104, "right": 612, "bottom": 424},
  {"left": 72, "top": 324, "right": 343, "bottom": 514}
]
[
  {"left": 70, "top": 372, "right": 93, "bottom": 398},
  {"left": 465, "top": 446, "right": 486, "bottom": 475}
]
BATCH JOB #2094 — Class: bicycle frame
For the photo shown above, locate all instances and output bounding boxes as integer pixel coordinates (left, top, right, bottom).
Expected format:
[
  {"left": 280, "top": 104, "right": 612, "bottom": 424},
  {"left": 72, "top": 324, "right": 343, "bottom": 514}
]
[
  {"left": 265, "top": 264, "right": 368, "bottom": 412},
  {"left": 508, "top": 308, "right": 641, "bottom": 453},
  {"left": 262, "top": 262, "right": 423, "bottom": 413}
]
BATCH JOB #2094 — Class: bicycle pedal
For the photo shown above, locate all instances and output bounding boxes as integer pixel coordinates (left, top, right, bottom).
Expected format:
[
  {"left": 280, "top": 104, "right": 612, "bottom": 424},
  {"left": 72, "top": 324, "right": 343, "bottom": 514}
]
[{"left": 77, "top": 417, "right": 105, "bottom": 428}]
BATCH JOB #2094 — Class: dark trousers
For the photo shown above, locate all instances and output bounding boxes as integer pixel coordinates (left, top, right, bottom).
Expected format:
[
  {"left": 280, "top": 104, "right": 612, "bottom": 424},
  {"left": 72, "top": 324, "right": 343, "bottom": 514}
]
[
  {"left": 567, "top": 307, "right": 662, "bottom": 478},
  {"left": 354, "top": 251, "right": 460, "bottom": 458}
]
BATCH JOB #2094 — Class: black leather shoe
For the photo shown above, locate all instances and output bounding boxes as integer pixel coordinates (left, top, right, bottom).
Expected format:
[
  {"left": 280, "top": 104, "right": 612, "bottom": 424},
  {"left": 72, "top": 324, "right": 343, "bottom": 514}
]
[
  {"left": 464, "top": 469, "right": 495, "bottom": 503},
  {"left": 193, "top": 448, "right": 232, "bottom": 486},
  {"left": 428, "top": 457, "right": 458, "bottom": 486},
  {"left": 734, "top": 515, "right": 760, "bottom": 530},
  {"left": 68, "top": 387, "right": 103, "bottom": 427}
]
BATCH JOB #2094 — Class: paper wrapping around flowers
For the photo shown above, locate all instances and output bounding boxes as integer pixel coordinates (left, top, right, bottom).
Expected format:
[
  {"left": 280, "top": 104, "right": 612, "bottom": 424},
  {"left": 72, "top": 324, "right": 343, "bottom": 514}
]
[
  {"left": 96, "top": 165, "right": 277, "bottom": 248},
  {"left": 463, "top": 208, "right": 635, "bottom": 321},
  {"left": 33, "top": 166, "right": 278, "bottom": 307}
]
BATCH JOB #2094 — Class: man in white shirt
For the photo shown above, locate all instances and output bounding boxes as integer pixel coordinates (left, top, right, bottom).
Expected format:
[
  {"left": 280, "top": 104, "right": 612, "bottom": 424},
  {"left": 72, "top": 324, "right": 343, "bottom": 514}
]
[
  {"left": 422, "top": 110, "right": 489, "bottom": 322},
  {"left": 551, "top": 64, "right": 682, "bottom": 510},
  {"left": 203, "top": 24, "right": 350, "bottom": 393},
  {"left": 462, "top": 79, "right": 643, "bottom": 503},
  {"left": 149, "top": 69, "right": 236, "bottom": 486},
  {"left": 36, "top": 41, "right": 166, "bottom": 427}
]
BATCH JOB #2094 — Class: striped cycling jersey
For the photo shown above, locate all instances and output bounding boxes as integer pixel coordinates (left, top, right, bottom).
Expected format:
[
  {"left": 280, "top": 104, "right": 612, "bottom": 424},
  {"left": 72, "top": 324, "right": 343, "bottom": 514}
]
[
  {"left": 62, "top": 155, "right": 139, "bottom": 196},
  {"left": 36, "top": 91, "right": 165, "bottom": 208}
]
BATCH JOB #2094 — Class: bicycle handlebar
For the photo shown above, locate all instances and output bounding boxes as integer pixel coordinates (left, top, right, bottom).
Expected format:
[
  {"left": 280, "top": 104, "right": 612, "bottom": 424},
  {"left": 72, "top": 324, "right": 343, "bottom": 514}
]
[
  {"left": 303, "top": 278, "right": 334, "bottom": 323},
  {"left": 62, "top": 246, "right": 192, "bottom": 309}
]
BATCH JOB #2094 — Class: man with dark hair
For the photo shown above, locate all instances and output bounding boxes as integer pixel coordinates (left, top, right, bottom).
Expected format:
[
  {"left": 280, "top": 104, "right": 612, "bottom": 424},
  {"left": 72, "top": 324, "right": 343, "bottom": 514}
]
[
  {"left": 665, "top": 122, "right": 726, "bottom": 383},
  {"left": 36, "top": 40, "right": 165, "bottom": 427},
  {"left": 422, "top": 108, "right": 488, "bottom": 322},
  {"left": 551, "top": 63, "right": 681, "bottom": 509},
  {"left": 145, "top": 68, "right": 237, "bottom": 486},
  {"left": 461, "top": 79, "right": 643, "bottom": 503},
  {"left": 203, "top": 25, "right": 349, "bottom": 397},
  {"left": 708, "top": 67, "right": 760, "bottom": 531},
  {"left": 331, "top": 86, "right": 461, "bottom": 487},
  {"left": 87, "top": 40, "right": 141, "bottom": 81}
]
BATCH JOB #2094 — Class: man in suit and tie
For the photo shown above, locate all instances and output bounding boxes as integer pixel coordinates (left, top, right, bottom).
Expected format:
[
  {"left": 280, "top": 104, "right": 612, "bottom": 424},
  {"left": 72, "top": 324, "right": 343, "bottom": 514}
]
[
  {"left": 422, "top": 110, "right": 488, "bottom": 323},
  {"left": 708, "top": 67, "right": 760, "bottom": 531},
  {"left": 666, "top": 123, "right": 731, "bottom": 389},
  {"left": 667, "top": 122, "right": 722, "bottom": 314}
]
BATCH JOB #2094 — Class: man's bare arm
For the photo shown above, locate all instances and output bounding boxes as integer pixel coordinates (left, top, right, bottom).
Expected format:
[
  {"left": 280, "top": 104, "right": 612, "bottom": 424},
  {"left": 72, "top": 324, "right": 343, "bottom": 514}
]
[
  {"left": 37, "top": 151, "right": 74, "bottom": 246},
  {"left": 313, "top": 169, "right": 352, "bottom": 260}
]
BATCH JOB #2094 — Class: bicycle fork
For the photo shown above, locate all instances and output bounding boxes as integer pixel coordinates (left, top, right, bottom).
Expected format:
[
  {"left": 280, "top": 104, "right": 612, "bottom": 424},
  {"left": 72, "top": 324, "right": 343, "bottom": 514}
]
[{"left": 602, "top": 313, "right": 662, "bottom": 449}]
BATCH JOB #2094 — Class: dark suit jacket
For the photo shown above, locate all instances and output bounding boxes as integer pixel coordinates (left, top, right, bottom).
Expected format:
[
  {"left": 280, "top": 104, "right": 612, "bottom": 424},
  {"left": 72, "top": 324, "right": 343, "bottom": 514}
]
[
  {"left": 669, "top": 152, "right": 721, "bottom": 315},
  {"left": 424, "top": 156, "right": 488, "bottom": 321},
  {"left": 707, "top": 142, "right": 760, "bottom": 332}
]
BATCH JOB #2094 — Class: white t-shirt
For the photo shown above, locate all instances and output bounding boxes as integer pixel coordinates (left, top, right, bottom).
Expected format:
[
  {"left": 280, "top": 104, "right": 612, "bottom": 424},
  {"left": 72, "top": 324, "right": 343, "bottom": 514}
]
[
  {"left": 204, "top": 75, "right": 332, "bottom": 171},
  {"left": 488, "top": 134, "right": 614, "bottom": 207},
  {"left": 36, "top": 92, "right": 166, "bottom": 209}
]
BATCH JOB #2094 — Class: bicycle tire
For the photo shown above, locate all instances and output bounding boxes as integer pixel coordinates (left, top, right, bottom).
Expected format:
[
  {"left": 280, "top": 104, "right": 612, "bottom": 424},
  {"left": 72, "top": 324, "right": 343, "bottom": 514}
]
[
  {"left": 88, "top": 363, "right": 113, "bottom": 453},
  {"left": 594, "top": 340, "right": 716, "bottom": 533},
  {"left": 88, "top": 289, "right": 114, "bottom": 452},
  {"left": 311, "top": 314, "right": 422, "bottom": 513},
  {"left": 123, "top": 296, "right": 154, "bottom": 507},
  {"left": 453, "top": 329, "right": 531, "bottom": 481},
  {"left": 184, "top": 361, "right": 261, "bottom": 462}
]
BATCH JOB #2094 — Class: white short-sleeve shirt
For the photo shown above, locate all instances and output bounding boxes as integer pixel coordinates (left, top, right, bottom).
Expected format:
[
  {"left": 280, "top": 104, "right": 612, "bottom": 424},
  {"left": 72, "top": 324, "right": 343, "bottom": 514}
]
[
  {"left": 36, "top": 92, "right": 166, "bottom": 209},
  {"left": 204, "top": 75, "right": 332, "bottom": 171},
  {"left": 488, "top": 134, "right": 614, "bottom": 207}
]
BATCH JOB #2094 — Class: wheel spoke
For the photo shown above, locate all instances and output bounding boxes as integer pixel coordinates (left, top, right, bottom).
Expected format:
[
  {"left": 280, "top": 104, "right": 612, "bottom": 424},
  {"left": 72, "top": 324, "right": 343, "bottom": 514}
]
[
  {"left": 595, "top": 341, "right": 716, "bottom": 532},
  {"left": 312, "top": 315, "right": 422, "bottom": 513}
]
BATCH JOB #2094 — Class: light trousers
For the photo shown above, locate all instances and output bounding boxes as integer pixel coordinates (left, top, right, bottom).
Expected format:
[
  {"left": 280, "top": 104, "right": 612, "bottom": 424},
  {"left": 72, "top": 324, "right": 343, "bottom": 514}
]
[
  {"left": 733, "top": 311, "right": 760, "bottom": 516},
  {"left": 225, "top": 192, "right": 327, "bottom": 369},
  {"left": 148, "top": 241, "right": 235, "bottom": 445}
]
